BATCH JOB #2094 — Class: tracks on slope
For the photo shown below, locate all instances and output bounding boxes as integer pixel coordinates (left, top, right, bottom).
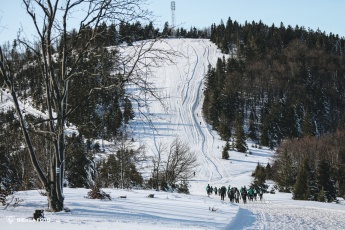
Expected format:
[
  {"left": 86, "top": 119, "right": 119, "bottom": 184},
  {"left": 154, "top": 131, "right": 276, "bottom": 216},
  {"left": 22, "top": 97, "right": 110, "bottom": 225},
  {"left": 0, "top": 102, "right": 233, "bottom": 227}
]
[
  {"left": 195, "top": 40, "right": 232, "bottom": 181},
  {"left": 182, "top": 40, "right": 232, "bottom": 181}
]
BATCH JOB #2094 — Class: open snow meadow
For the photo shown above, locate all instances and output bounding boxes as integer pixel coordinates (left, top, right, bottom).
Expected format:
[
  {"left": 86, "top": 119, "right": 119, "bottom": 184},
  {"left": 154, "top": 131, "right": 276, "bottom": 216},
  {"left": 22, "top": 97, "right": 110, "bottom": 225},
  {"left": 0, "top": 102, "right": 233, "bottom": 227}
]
[{"left": 1, "top": 39, "right": 345, "bottom": 229}]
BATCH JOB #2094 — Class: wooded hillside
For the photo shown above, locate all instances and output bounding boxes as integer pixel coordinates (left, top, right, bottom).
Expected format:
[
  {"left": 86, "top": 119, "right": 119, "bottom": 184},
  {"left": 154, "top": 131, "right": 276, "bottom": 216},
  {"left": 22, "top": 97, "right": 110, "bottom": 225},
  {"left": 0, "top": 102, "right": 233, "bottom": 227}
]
[{"left": 204, "top": 18, "right": 345, "bottom": 146}]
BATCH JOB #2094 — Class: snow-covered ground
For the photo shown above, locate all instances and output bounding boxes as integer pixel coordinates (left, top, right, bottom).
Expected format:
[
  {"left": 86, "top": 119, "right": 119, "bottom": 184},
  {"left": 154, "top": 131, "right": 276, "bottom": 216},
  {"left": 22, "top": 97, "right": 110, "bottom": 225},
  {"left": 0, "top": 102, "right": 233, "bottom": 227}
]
[{"left": 1, "top": 39, "right": 345, "bottom": 229}]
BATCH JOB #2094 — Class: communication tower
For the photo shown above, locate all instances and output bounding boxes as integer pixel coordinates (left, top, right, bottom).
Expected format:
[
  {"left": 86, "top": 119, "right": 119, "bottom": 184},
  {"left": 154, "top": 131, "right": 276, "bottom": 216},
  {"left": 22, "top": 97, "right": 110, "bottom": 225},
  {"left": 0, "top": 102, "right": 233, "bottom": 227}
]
[{"left": 171, "top": 1, "right": 176, "bottom": 29}]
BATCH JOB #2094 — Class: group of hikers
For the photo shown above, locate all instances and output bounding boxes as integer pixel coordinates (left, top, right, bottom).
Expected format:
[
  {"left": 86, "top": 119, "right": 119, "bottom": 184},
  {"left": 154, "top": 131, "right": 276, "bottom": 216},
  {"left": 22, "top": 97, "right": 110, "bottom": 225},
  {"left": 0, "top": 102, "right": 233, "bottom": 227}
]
[{"left": 206, "top": 184, "right": 264, "bottom": 204}]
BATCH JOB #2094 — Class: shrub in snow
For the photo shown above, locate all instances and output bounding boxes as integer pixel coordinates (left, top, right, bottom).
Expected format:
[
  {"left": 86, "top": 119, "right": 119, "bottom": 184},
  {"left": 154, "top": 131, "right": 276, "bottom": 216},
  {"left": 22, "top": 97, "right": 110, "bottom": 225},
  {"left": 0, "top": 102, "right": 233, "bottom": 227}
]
[{"left": 86, "top": 184, "right": 111, "bottom": 200}]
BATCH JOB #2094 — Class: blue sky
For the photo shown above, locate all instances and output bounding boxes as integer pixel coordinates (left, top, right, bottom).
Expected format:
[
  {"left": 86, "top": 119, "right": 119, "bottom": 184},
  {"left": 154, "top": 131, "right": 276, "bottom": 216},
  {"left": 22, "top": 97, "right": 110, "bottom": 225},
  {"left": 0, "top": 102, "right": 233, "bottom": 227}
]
[
  {"left": 149, "top": 0, "right": 345, "bottom": 35},
  {"left": 1, "top": 0, "right": 345, "bottom": 44}
]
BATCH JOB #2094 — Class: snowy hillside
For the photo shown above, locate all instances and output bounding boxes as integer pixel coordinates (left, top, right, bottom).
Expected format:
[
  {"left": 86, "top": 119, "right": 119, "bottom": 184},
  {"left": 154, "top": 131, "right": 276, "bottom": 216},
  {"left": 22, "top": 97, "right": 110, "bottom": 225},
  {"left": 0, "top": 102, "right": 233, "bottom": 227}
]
[
  {"left": 125, "top": 39, "right": 273, "bottom": 192},
  {"left": 1, "top": 39, "right": 345, "bottom": 229}
]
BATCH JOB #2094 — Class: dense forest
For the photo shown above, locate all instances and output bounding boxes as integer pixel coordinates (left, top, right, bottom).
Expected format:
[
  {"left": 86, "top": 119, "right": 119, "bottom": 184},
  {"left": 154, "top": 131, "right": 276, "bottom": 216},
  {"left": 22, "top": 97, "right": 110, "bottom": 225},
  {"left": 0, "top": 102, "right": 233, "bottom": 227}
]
[
  {"left": 204, "top": 18, "right": 345, "bottom": 200},
  {"left": 204, "top": 18, "right": 345, "bottom": 145}
]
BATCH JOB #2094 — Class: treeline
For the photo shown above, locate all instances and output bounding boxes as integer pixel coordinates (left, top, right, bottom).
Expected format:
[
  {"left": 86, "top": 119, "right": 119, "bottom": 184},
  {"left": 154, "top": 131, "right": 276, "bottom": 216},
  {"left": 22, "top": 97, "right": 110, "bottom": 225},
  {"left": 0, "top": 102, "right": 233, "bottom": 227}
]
[
  {"left": 204, "top": 18, "right": 345, "bottom": 147},
  {"left": 273, "top": 132, "right": 345, "bottom": 201},
  {"left": 119, "top": 21, "right": 210, "bottom": 42}
]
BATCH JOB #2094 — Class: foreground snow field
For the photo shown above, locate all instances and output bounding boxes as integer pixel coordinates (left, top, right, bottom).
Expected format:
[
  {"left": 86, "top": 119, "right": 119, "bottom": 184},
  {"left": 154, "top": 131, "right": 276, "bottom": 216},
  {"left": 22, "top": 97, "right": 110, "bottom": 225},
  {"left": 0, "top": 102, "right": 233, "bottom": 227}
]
[
  {"left": 1, "top": 39, "right": 345, "bottom": 229},
  {"left": 2, "top": 184, "right": 345, "bottom": 229}
]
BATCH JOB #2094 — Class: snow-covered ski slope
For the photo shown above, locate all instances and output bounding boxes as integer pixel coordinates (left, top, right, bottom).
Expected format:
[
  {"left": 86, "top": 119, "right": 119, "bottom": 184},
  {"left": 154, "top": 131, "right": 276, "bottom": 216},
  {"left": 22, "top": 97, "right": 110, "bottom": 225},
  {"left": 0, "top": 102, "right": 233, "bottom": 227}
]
[
  {"left": 128, "top": 39, "right": 272, "bottom": 192},
  {"left": 1, "top": 39, "right": 345, "bottom": 230}
]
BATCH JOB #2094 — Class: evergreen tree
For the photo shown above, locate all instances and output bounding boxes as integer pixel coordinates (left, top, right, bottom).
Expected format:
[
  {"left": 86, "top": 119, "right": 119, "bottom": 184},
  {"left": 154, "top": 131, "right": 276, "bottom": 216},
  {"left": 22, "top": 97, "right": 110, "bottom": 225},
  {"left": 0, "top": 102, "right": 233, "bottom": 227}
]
[
  {"left": 0, "top": 146, "right": 14, "bottom": 192},
  {"left": 275, "top": 149, "right": 296, "bottom": 192},
  {"left": 123, "top": 97, "right": 135, "bottom": 124},
  {"left": 218, "top": 112, "right": 232, "bottom": 140},
  {"left": 317, "top": 159, "right": 336, "bottom": 202},
  {"left": 222, "top": 142, "right": 230, "bottom": 159},
  {"left": 248, "top": 109, "right": 257, "bottom": 141},
  {"left": 293, "top": 157, "right": 311, "bottom": 200},
  {"left": 336, "top": 164, "right": 345, "bottom": 198},
  {"left": 252, "top": 163, "right": 266, "bottom": 187},
  {"left": 302, "top": 109, "right": 315, "bottom": 137},
  {"left": 235, "top": 120, "right": 247, "bottom": 153},
  {"left": 65, "top": 134, "right": 93, "bottom": 188},
  {"left": 308, "top": 163, "right": 319, "bottom": 201},
  {"left": 260, "top": 103, "right": 270, "bottom": 146},
  {"left": 281, "top": 104, "right": 298, "bottom": 138},
  {"left": 336, "top": 147, "right": 345, "bottom": 198},
  {"left": 317, "top": 188, "right": 326, "bottom": 202},
  {"left": 265, "top": 162, "right": 273, "bottom": 180},
  {"left": 162, "top": 22, "right": 171, "bottom": 36}
]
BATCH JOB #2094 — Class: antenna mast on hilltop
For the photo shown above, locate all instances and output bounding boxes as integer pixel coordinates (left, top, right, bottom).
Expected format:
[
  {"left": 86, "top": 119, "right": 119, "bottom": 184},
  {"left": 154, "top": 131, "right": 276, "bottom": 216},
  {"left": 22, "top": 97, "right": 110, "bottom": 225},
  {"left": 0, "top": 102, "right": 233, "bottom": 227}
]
[{"left": 171, "top": 1, "right": 176, "bottom": 29}]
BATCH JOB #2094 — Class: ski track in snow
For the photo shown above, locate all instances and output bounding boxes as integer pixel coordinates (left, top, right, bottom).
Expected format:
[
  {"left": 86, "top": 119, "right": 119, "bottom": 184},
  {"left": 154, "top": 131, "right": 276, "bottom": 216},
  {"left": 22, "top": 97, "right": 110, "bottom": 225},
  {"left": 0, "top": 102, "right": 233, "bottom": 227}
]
[{"left": 134, "top": 39, "right": 229, "bottom": 183}]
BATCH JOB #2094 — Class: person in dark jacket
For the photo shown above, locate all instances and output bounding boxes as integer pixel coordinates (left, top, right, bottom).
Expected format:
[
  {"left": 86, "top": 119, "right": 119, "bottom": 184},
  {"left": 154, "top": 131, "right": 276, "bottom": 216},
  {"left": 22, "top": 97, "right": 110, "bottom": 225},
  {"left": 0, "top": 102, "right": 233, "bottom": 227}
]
[
  {"left": 220, "top": 186, "right": 226, "bottom": 200},
  {"left": 206, "top": 184, "right": 211, "bottom": 196},
  {"left": 241, "top": 187, "right": 248, "bottom": 204}
]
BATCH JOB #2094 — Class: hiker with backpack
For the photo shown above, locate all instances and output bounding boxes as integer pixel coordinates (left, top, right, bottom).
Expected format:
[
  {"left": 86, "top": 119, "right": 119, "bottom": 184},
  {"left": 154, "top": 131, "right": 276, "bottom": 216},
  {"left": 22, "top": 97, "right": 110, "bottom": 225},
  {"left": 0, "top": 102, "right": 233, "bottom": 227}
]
[
  {"left": 259, "top": 188, "right": 263, "bottom": 201},
  {"left": 234, "top": 188, "right": 240, "bottom": 203},
  {"left": 228, "top": 188, "right": 234, "bottom": 203},
  {"left": 241, "top": 186, "right": 247, "bottom": 204},
  {"left": 253, "top": 187, "right": 258, "bottom": 201},
  {"left": 248, "top": 187, "right": 254, "bottom": 201},
  {"left": 230, "top": 187, "right": 235, "bottom": 202},
  {"left": 206, "top": 184, "right": 211, "bottom": 196},
  {"left": 220, "top": 186, "right": 226, "bottom": 201}
]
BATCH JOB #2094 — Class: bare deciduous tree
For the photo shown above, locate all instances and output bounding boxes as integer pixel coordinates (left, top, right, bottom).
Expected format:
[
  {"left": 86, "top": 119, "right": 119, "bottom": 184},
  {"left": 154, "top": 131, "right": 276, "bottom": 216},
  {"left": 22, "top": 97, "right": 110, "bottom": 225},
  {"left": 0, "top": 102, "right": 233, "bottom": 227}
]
[
  {"left": 151, "top": 141, "right": 166, "bottom": 190},
  {"left": 164, "top": 138, "right": 198, "bottom": 186},
  {"left": 0, "top": 0, "right": 173, "bottom": 211}
]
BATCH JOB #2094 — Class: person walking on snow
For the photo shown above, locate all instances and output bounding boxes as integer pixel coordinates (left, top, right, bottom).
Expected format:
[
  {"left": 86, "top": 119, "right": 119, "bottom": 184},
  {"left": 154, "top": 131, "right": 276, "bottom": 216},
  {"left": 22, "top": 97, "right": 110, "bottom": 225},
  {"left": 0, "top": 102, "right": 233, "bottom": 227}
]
[
  {"left": 248, "top": 187, "right": 254, "bottom": 201},
  {"left": 227, "top": 185, "right": 231, "bottom": 194},
  {"left": 234, "top": 188, "right": 240, "bottom": 203},
  {"left": 241, "top": 186, "right": 248, "bottom": 204},
  {"left": 220, "top": 186, "right": 226, "bottom": 200},
  {"left": 259, "top": 188, "right": 263, "bottom": 201},
  {"left": 206, "top": 184, "right": 211, "bottom": 196}
]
